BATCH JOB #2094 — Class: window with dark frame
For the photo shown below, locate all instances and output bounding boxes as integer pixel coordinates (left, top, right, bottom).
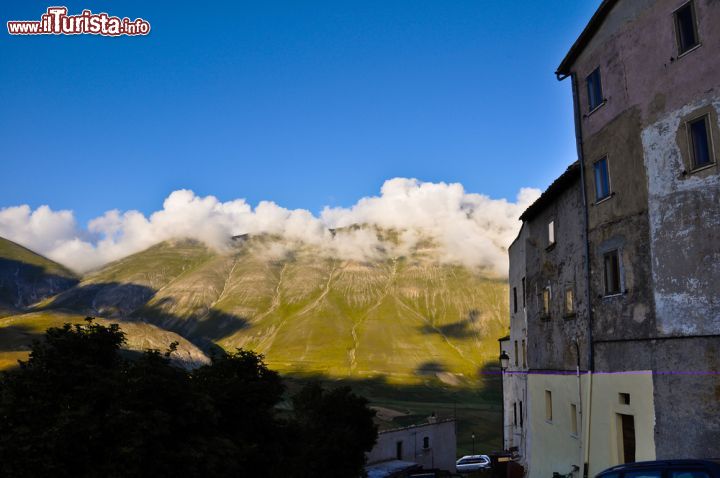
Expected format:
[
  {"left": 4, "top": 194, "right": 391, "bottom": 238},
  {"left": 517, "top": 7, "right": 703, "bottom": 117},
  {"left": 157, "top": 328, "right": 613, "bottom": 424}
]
[
  {"left": 396, "top": 441, "right": 403, "bottom": 460},
  {"left": 594, "top": 157, "right": 611, "bottom": 201},
  {"left": 519, "top": 400, "right": 523, "bottom": 427},
  {"left": 603, "top": 250, "right": 622, "bottom": 296},
  {"left": 586, "top": 67, "right": 604, "bottom": 111},
  {"left": 675, "top": 1, "right": 699, "bottom": 55},
  {"left": 688, "top": 115, "right": 714, "bottom": 169},
  {"left": 513, "top": 402, "right": 518, "bottom": 427},
  {"left": 513, "top": 287, "right": 518, "bottom": 313},
  {"left": 522, "top": 339, "right": 526, "bottom": 368},
  {"left": 423, "top": 436, "right": 430, "bottom": 449}
]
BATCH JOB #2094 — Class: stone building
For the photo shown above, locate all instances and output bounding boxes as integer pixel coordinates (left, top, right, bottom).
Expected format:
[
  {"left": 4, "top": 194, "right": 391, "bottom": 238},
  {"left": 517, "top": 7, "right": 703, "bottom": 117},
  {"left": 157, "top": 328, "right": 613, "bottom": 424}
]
[{"left": 502, "top": 0, "right": 720, "bottom": 476}]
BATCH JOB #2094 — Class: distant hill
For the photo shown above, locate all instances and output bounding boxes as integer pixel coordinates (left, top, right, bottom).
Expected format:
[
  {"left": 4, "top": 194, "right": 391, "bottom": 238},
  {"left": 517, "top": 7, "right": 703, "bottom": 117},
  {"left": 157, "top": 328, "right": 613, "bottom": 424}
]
[
  {"left": 44, "top": 233, "right": 508, "bottom": 383},
  {"left": 0, "top": 237, "right": 78, "bottom": 313}
]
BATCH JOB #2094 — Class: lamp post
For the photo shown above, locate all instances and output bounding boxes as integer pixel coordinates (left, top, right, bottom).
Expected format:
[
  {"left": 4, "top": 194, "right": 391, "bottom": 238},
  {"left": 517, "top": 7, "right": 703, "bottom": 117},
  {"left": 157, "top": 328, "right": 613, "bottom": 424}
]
[{"left": 499, "top": 350, "right": 510, "bottom": 451}]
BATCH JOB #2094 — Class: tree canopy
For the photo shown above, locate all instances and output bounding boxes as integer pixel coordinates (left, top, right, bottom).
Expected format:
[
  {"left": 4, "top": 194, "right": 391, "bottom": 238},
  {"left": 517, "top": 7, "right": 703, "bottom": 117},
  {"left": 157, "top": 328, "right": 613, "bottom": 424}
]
[{"left": 0, "top": 318, "right": 377, "bottom": 477}]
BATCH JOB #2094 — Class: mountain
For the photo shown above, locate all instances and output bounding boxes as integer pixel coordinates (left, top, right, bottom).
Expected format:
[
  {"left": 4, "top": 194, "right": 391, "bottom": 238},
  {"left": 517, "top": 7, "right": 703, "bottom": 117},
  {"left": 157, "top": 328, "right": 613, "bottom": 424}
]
[
  {"left": 0, "top": 237, "right": 79, "bottom": 315},
  {"left": 0, "top": 237, "right": 209, "bottom": 370},
  {"left": 44, "top": 233, "right": 508, "bottom": 384}
]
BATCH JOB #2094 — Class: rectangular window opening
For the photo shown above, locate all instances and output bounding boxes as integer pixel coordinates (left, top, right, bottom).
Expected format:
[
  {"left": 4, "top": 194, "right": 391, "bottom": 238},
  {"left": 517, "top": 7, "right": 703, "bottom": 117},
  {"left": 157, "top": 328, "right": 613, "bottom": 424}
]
[
  {"left": 396, "top": 441, "right": 403, "bottom": 460},
  {"left": 513, "top": 287, "right": 518, "bottom": 313},
  {"left": 542, "top": 287, "right": 551, "bottom": 318},
  {"left": 521, "top": 339, "right": 526, "bottom": 368},
  {"left": 519, "top": 400, "right": 524, "bottom": 427},
  {"left": 548, "top": 220, "right": 555, "bottom": 246},
  {"left": 688, "top": 115, "right": 714, "bottom": 169},
  {"left": 594, "top": 157, "right": 611, "bottom": 201},
  {"left": 564, "top": 288, "right": 575, "bottom": 315},
  {"left": 513, "top": 402, "right": 518, "bottom": 427},
  {"left": 619, "top": 393, "right": 631, "bottom": 405},
  {"left": 586, "top": 67, "right": 604, "bottom": 111},
  {"left": 423, "top": 436, "right": 430, "bottom": 449},
  {"left": 521, "top": 277, "right": 526, "bottom": 308},
  {"left": 675, "top": 1, "right": 699, "bottom": 55},
  {"left": 617, "top": 413, "right": 636, "bottom": 464},
  {"left": 545, "top": 390, "right": 553, "bottom": 422},
  {"left": 514, "top": 340, "right": 519, "bottom": 366},
  {"left": 603, "top": 250, "right": 622, "bottom": 296}
]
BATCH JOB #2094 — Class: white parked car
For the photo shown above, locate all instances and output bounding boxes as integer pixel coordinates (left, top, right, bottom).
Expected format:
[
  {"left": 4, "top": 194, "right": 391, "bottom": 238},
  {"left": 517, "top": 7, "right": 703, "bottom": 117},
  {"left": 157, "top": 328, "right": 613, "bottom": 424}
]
[{"left": 456, "top": 454, "right": 491, "bottom": 472}]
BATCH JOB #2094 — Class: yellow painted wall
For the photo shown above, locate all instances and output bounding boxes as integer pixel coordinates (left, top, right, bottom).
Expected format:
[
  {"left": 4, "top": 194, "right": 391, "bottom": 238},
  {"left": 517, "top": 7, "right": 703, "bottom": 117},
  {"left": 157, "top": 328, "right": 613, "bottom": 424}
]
[
  {"left": 526, "top": 371, "right": 655, "bottom": 478},
  {"left": 587, "top": 372, "right": 656, "bottom": 477}
]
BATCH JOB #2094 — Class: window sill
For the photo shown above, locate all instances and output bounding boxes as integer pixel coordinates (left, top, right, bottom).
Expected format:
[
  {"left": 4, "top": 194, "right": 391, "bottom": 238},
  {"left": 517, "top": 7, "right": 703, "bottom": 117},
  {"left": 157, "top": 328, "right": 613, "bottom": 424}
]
[
  {"left": 683, "top": 162, "right": 717, "bottom": 176},
  {"left": 592, "top": 192, "right": 615, "bottom": 206},
  {"left": 586, "top": 100, "right": 607, "bottom": 117},
  {"left": 677, "top": 42, "right": 702, "bottom": 60}
]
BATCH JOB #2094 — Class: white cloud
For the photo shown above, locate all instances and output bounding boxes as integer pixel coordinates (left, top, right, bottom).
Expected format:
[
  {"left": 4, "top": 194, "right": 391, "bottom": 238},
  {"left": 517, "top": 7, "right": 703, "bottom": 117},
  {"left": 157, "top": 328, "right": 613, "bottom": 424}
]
[{"left": 0, "top": 179, "right": 540, "bottom": 275}]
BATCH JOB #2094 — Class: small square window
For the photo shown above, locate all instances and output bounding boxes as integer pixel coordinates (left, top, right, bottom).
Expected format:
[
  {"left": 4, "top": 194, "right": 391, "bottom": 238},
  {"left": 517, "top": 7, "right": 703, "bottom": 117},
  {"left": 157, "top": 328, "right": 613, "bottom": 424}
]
[
  {"left": 594, "top": 157, "right": 611, "bottom": 201},
  {"left": 564, "top": 288, "right": 575, "bottom": 316},
  {"left": 619, "top": 393, "right": 630, "bottom": 405},
  {"left": 545, "top": 390, "right": 553, "bottom": 422},
  {"left": 688, "top": 115, "right": 714, "bottom": 169},
  {"left": 675, "top": 1, "right": 700, "bottom": 55},
  {"left": 603, "top": 250, "right": 622, "bottom": 296},
  {"left": 586, "top": 67, "right": 604, "bottom": 111}
]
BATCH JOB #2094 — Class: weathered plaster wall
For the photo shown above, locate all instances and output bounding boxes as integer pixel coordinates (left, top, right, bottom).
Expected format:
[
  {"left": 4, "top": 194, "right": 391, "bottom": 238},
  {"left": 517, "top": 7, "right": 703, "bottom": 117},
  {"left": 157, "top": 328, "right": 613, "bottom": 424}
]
[
  {"left": 595, "top": 338, "right": 720, "bottom": 460},
  {"left": 524, "top": 179, "right": 589, "bottom": 372},
  {"left": 506, "top": 225, "right": 529, "bottom": 466},
  {"left": 641, "top": 97, "right": 720, "bottom": 335}
]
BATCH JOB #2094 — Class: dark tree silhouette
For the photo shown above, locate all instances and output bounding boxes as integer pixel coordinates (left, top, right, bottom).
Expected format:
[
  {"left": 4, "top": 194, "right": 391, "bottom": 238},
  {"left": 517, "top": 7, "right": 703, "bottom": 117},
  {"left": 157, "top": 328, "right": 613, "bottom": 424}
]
[{"left": 0, "top": 318, "right": 377, "bottom": 477}]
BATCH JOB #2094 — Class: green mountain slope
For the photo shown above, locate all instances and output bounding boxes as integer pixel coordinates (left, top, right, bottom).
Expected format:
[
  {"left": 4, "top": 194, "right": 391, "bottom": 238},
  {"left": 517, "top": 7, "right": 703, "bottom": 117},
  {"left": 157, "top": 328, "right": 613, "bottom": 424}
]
[
  {"left": 46, "top": 234, "right": 508, "bottom": 384},
  {"left": 0, "top": 237, "right": 79, "bottom": 312}
]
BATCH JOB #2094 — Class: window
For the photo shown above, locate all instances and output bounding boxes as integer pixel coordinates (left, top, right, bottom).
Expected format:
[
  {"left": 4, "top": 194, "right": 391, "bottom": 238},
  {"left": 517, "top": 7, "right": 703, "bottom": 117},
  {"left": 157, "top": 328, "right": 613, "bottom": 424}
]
[
  {"left": 688, "top": 115, "right": 714, "bottom": 168},
  {"left": 603, "top": 250, "right": 622, "bottom": 296},
  {"left": 521, "top": 277, "right": 526, "bottom": 308},
  {"left": 564, "top": 288, "right": 575, "bottom": 316},
  {"left": 594, "top": 157, "right": 611, "bottom": 201},
  {"left": 674, "top": 1, "right": 699, "bottom": 55},
  {"left": 570, "top": 404, "right": 578, "bottom": 435},
  {"left": 514, "top": 341, "right": 519, "bottom": 366},
  {"left": 521, "top": 340, "right": 526, "bottom": 368},
  {"left": 513, "top": 287, "right": 518, "bottom": 313},
  {"left": 519, "top": 400, "right": 523, "bottom": 427},
  {"left": 586, "top": 67, "right": 604, "bottom": 111},
  {"left": 541, "top": 287, "right": 551, "bottom": 317},
  {"left": 619, "top": 393, "right": 631, "bottom": 405},
  {"left": 423, "top": 436, "right": 430, "bottom": 449},
  {"left": 545, "top": 390, "right": 553, "bottom": 421},
  {"left": 548, "top": 220, "right": 556, "bottom": 246},
  {"left": 513, "top": 402, "right": 518, "bottom": 427},
  {"left": 396, "top": 441, "right": 403, "bottom": 460}
]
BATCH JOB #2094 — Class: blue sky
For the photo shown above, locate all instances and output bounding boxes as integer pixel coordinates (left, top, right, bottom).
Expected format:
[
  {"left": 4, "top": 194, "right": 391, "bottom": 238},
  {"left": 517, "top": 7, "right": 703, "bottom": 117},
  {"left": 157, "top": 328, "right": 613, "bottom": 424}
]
[{"left": 1, "top": 1, "right": 601, "bottom": 225}]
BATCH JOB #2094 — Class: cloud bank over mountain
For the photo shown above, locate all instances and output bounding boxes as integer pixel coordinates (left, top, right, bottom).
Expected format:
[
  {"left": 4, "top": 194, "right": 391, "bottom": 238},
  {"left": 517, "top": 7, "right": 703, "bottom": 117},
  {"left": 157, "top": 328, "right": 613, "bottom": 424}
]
[{"left": 0, "top": 178, "right": 539, "bottom": 275}]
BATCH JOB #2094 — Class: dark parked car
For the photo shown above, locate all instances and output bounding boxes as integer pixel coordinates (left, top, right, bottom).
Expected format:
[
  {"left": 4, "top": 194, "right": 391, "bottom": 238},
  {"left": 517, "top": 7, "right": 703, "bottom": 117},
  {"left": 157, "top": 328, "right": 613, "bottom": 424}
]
[{"left": 596, "top": 460, "right": 720, "bottom": 478}]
